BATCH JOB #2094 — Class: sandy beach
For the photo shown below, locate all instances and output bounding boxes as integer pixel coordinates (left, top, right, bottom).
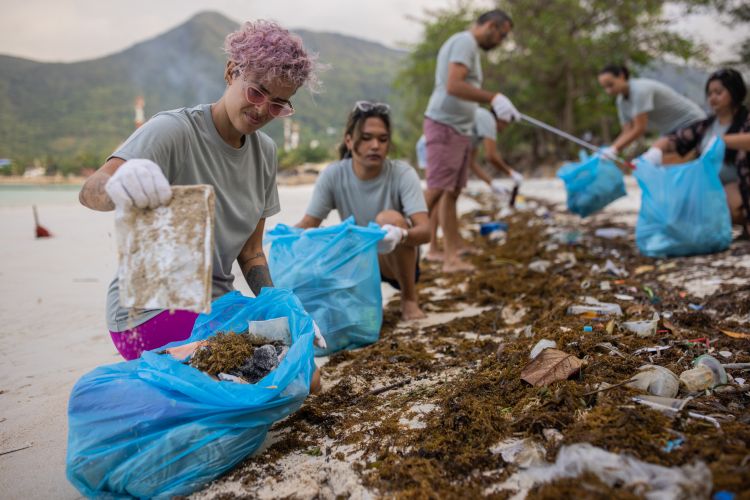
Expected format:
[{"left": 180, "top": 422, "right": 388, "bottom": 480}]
[{"left": 0, "top": 177, "right": 647, "bottom": 499}]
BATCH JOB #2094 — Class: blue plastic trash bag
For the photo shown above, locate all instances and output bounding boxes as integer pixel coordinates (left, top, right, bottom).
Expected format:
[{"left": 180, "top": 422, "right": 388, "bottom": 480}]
[
  {"left": 66, "top": 288, "right": 316, "bottom": 499},
  {"left": 266, "top": 217, "right": 385, "bottom": 356},
  {"left": 634, "top": 137, "right": 731, "bottom": 257},
  {"left": 557, "top": 151, "right": 627, "bottom": 217}
]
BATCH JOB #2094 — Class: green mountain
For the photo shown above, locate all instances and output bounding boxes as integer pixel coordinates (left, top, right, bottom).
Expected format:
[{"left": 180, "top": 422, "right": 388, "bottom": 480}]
[{"left": 0, "top": 11, "right": 405, "bottom": 168}]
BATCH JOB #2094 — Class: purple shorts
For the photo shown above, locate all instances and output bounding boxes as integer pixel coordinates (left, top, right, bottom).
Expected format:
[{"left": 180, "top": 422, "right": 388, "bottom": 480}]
[
  {"left": 110, "top": 309, "right": 199, "bottom": 360},
  {"left": 423, "top": 117, "right": 472, "bottom": 191}
]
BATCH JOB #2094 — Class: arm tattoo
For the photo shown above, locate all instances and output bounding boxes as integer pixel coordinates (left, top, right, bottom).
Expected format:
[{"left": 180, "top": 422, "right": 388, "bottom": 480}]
[
  {"left": 79, "top": 172, "right": 114, "bottom": 211},
  {"left": 245, "top": 265, "right": 274, "bottom": 296}
]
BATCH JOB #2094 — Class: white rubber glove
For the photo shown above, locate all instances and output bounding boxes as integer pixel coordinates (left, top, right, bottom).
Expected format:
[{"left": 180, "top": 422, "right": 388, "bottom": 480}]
[
  {"left": 509, "top": 169, "right": 524, "bottom": 185},
  {"left": 105, "top": 159, "right": 172, "bottom": 210},
  {"left": 312, "top": 321, "right": 327, "bottom": 349},
  {"left": 491, "top": 94, "right": 521, "bottom": 123},
  {"left": 490, "top": 179, "right": 510, "bottom": 195},
  {"left": 377, "top": 224, "right": 407, "bottom": 254},
  {"left": 641, "top": 146, "right": 663, "bottom": 165},
  {"left": 599, "top": 146, "right": 619, "bottom": 162}
]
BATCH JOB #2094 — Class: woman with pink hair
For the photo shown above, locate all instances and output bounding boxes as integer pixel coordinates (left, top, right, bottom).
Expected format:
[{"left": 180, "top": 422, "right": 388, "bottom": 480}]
[{"left": 79, "top": 20, "right": 324, "bottom": 366}]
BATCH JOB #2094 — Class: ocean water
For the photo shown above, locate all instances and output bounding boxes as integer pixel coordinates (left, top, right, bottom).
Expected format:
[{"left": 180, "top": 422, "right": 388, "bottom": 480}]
[{"left": 0, "top": 184, "right": 81, "bottom": 207}]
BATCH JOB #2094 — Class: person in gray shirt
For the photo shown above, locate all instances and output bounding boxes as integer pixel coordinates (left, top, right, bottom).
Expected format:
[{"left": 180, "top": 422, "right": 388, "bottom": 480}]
[
  {"left": 297, "top": 102, "right": 430, "bottom": 321},
  {"left": 79, "top": 20, "right": 325, "bottom": 364},
  {"left": 597, "top": 64, "right": 706, "bottom": 161},
  {"left": 423, "top": 9, "right": 520, "bottom": 274}
]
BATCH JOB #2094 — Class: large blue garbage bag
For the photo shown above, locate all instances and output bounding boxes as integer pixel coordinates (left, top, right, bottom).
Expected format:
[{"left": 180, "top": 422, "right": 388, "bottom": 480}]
[
  {"left": 557, "top": 151, "right": 627, "bottom": 217},
  {"left": 634, "top": 137, "right": 731, "bottom": 257},
  {"left": 66, "top": 288, "right": 316, "bottom": 499},
  {"left": 266, "top": 217, "right": 385, "bottom": 356}
]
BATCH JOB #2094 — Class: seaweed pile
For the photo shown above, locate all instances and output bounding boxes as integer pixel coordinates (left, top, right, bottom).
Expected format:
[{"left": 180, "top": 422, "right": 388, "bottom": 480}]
[
  {"left": 189, "top": 332, "right": 286, "bottom": 384},
  {"left": 190, "top": 194, "right": 750, "bottom": 500}
]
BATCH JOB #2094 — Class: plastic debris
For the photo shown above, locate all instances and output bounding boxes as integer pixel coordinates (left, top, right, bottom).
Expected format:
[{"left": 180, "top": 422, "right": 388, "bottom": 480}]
[
  {"left": 488, "top": 443, "right": 712, "bottom": 499},
  {"left": 217, "top": 373, "right": 249, "bottom": 384},
  {"left": 248, "top": 317, "right": 292, "bottom": 345},
  {"left": 594, "top": 227, "right": 629, "bottom": 239},
  {"left": 718, "top": 351, "right": 732, "bottom": 360},
  {"left": 634, "top": 265, "right": 655, "bottom": 275},
  {"left": 680, "top": 355, "right": 727, "bottom": 392},
  {"left": 521, "top": 349, "right": 584, "bottom": 387},
  {"left": 567, "top": 297, "right": 623, "bottom": 316},
  {"left": 614, "top": 294, "right": 635, "bottom": 301},
  {"left": 688, "top": 303, "right": 704, "bottom": 311},
  {"left": 600, "top": 281, "right": 611, "bottom": 291},
  {"left": 663, "top": 437, "right": 685, "bottom": 453},
  {"left": 633, "top": 345, "right": 671, "bottom": 355},
  {"left": 489, "top": 438, "right": 547, "bottom": 468},
  {"left": 621, "top": 312, "right": 660, "bottom": 338},
  {"left": 591, "top": 259, "right": 629, "bottom": 278},
  {"left": 583, "top": 325, "right": 593, "bottom": 332},
  {"left": 480, "top": 221, "right": 508, "bottom": 236},
  {"left": 633, "top": 394, "right": 690, "bottom": 412},
  {"left": 528, "top": 260, "right": 552, "bottom": 273},
  {"left": 627, "top": 364, "right": 680, "bottom": 398},
  {"left": 530, "top": 339, "right": 557, "bottom": 360}
]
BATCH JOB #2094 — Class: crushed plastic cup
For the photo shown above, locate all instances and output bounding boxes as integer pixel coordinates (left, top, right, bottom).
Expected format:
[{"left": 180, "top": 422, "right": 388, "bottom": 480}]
[
  {"left": 621, "top": 312, "right": 659, "bottom": 338},
  {"left": 679, "top": 355, "right": 727, "bottom": 391},
  {"left": 627, "top": 364, "right": 680, "bottom": 398}
]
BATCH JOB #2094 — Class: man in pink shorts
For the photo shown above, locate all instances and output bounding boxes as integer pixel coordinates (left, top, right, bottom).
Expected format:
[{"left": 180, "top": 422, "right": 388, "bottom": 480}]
[{"left": 423, "top": 9, "right": 520, "bottom": 272}]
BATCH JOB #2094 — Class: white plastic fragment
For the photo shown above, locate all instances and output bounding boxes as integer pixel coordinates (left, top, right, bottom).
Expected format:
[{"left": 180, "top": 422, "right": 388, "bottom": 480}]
[
  {"left": 530, "top": 339, "right": 558, "bottom": 360},
  {"left": 626, "top": 364, "right": 680, "bottom": 398},
  {"left": 621, "top": 313, "right": 660, "bottom": 338},
  {"left": 487, "top": 443, "right": 712, "bottom": 499}
]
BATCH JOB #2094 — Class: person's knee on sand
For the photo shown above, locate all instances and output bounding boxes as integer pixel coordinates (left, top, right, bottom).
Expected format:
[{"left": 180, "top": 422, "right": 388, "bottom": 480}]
[
  {"left": 375, "top": 209, "right": 408, "bottom": 229},
  {"left": 376, "top": 211, "right": 426, "bottom": 321}
]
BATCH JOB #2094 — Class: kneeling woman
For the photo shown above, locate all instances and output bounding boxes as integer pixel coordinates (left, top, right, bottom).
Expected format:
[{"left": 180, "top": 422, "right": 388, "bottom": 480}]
[
  {"left": 643, "top": 68, "right": 750, "bottom": 237},
  {"left": 79, "top": 21, "right": 324, "bottom": 373}
]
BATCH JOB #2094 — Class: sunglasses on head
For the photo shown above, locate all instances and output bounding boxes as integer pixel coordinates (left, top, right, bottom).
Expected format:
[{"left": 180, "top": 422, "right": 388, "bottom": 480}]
[{"left": 352, "top": 101, "right": 391, "bottom": 115}]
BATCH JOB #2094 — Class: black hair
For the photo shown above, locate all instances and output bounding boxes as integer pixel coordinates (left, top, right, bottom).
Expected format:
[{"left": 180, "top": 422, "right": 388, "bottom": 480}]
[
  {"left": 477, "top": 9, "right": 513, "bottom": 28},
  {"left": 599, "top": 64, "right": 630, "bottom": 80},
  {"left": 706, "top": 68, "right": 748, "bottom": 166},
  {"left": 338, "top": 107, "right": 392, "bottom": 160}
]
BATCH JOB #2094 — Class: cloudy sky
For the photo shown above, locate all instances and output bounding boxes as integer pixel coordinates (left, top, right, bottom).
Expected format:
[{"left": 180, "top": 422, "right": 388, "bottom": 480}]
[{"left": 0, "top": 0, "right": 743, "bottom": 64}]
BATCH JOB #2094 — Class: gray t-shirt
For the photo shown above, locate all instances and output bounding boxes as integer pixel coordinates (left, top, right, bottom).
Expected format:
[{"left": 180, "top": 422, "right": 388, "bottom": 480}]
[
  {"left": 472, "top": 107, "right": 497, "bottom": 149},
  {"left": 305, "top": 158, "right": 427, "bottom": 226},
  {"left": 617, "top": 78, "right": 706, "bottom": 135},
  {"left": 106, "top": 103, "right": 281, "bottom": 331},
  {"left": 699, "top": 119, "right": 738, "bottom": 185},
  {"left": 425, "top": 31, "right": 483, "bottom": 136}
]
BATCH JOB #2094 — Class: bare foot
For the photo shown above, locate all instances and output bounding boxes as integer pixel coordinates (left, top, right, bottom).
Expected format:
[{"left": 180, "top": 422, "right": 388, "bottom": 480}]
[
  {"left": 459, "top": 246, "right": 482, "bottom": 256},
  {"left": 442, "top": 258, "right": 476, "bottom": 273},
  {"left": 424, "top": 250, "right": 445, "bottom": 262},
  {"left": 401, "top": 300, "right": 427, "bottom": 321}
]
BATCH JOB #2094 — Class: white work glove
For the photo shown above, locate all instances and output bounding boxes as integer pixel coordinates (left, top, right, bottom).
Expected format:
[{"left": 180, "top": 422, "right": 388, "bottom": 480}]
[
  {"left": 491, "top": 94, "right": 521, "bottom": 123},
  {"left": 105, "top": 159, "right": 172, "bottom": 210},
  {"left": 599, "top": 146, "right": 619, "bottom": 162},
  {"left": 377, "top": 224, "right": 407, "bottom": 254},
  {"left": 312, "top": 321, "right": 327, "bottom": 349},
  {"left": 490, "top": 179, "right": 510, "bottom": 195},
  {"left": 640, "top": 146, "right": 663, "bottom": 165},
  {"left": 509, "top": 169, "right": 524, "bottom": 185}
]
